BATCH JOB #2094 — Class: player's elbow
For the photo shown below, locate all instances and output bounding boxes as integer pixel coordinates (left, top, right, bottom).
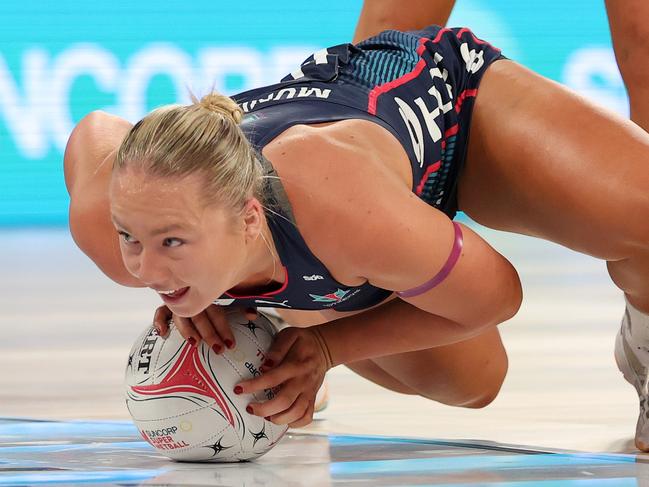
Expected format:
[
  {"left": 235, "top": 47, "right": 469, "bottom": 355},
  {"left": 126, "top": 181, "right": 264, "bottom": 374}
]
[
  {"left": 64, "top": 110, "right": 110, "bottom": 195},
  {"left": 501, "top": 264, "right": 523, "bottom": 321},
  {"left": 456, "top": 259, "right": 522, "bottom": 333},
  {"left": 483, "top": 261, "right": 523, "bottom": 328}
]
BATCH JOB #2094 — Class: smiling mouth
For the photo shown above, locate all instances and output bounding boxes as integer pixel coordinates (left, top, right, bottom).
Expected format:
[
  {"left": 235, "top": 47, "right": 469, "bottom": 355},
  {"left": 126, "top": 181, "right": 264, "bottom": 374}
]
[{"left": 157, "top": 287, "right": 190, "bottom": 301}]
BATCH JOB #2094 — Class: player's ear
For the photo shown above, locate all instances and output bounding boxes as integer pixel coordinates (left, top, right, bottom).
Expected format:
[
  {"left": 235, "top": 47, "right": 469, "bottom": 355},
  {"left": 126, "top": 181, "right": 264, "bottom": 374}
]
[{"left": 242, "top": 197, "right": 264, "bottom": 243}]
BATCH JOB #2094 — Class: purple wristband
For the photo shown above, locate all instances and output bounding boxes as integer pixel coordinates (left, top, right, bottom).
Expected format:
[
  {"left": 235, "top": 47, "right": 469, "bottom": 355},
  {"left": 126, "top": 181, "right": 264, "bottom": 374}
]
[{"left": 396, "top": 222, "right": 464, "bottom": 298}]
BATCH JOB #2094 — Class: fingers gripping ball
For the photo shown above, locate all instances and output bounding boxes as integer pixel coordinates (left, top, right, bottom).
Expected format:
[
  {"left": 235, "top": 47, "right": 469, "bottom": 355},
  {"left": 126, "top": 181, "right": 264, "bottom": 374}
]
[{"left": 124, "top": 311, "right": 288, "bottom": 462}]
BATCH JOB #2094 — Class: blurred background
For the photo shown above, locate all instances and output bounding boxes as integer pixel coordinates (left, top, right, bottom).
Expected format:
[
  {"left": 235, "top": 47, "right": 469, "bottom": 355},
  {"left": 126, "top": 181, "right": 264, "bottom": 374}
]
[{"left": 0, "top": 0, "right": 625, "bottom": 227}]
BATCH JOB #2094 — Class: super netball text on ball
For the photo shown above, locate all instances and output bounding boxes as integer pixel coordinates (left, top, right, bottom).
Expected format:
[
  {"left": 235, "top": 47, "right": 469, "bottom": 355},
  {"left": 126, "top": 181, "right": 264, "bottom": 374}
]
[{"left": 141, "top": 427, "right": 190, "bottom": 450}]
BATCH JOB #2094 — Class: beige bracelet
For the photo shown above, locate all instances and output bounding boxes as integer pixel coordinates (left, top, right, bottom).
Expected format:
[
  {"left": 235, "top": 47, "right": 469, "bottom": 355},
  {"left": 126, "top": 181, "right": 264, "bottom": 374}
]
[{"left": 311, "top": 327, "right": 334, "bottom": 370}]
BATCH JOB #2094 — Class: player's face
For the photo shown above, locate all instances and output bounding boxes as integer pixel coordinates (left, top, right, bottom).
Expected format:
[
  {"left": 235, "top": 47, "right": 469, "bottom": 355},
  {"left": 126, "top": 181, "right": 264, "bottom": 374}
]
[{"left": 109, "top": 167, "right": 249, "bottom": 317}]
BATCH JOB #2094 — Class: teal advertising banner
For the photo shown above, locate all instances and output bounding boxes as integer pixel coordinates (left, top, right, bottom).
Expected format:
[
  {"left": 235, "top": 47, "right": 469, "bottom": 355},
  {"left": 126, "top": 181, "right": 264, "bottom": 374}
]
[{"left": 0, "top": 1, "right": 624, "bottom": 226}]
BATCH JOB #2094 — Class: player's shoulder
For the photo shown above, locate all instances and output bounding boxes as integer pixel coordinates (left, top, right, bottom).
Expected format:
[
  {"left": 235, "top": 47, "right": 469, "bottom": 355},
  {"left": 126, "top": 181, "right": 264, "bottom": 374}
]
[
  {"left": 263, "top": 119, "right": 411, "bottom": 190},
  {"left": 64, "top": 110, "right": 132, "bottom": 196},
  {"left": 65, "top": 111, "right": 142, "bottom": 287},
  {"left": 262, "top": 120, "right": 416, "bottom": 279}
]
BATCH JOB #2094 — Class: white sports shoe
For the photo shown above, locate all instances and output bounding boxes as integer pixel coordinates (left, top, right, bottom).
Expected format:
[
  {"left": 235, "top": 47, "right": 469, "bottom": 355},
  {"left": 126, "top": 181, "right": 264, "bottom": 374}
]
[{"left": 614, "top": 307, "right": 649, "bottom": 451}]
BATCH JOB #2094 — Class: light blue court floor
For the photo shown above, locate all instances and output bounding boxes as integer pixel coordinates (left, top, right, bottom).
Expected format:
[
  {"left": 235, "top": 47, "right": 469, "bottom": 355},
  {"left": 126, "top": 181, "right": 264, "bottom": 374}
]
[{"left": 1, "top": 418, "right": 648, "bottom": 486}]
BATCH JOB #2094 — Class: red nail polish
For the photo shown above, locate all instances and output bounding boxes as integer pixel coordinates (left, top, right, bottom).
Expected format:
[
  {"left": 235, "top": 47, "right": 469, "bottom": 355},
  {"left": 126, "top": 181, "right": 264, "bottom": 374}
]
[
  {"left": 187, "top": 337, "right": 196, "bottom": 346},
  {"left": 233, "top": 385, "right": 243, "bottom": 395},
  {"left": 246, "top": 405, "right": 253, "bottom": 414},
  {"left": 263, "top": 359, "right": 274, "bottom": 367},
  {"left": 212, "top": 343, "right": 222, "bottom": 354},
  {"left": 224, "top": 339, "right": 234, "bottom": 349}
]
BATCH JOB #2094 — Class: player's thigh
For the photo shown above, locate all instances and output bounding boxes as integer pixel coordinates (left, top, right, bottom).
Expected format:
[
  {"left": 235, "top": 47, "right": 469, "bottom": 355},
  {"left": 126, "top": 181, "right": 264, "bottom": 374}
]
[
  {"left": 277, "top": 306, "right": 508, "bottom": 404},
  {"left": 345, "top": 359, "right": 418, "bottom": 395},
  {"left": 458, "top": 60, "right": 649, "bottom": 260},
  {"left": 370, "top": 326, "right": 507, "bottom": 406}
]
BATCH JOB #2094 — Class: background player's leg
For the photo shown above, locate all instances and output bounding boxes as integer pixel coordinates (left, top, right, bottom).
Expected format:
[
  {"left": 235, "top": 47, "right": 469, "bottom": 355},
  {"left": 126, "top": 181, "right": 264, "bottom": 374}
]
[
  {"left": 457, "top": 58, "right": 649, "bottom": 447},
  {"left": 457, "top": 59, "right": 649, "bottom": 311},
  {"left": 605, "top": 0, "right": 649, "bottom": 132},
  {"left": 353, "top": 0, "right": 456, "bottom": 43}
]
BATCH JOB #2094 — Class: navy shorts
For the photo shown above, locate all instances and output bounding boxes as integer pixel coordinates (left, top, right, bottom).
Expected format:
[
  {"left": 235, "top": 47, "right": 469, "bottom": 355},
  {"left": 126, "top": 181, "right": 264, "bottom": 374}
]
[{"left": 339, "top": 26, "right": 507, "bottom": 218}]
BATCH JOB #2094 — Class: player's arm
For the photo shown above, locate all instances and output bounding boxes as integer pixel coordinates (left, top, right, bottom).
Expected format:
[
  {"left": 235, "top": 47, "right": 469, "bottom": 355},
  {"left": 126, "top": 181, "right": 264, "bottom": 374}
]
[
  {"left": 353, "top": 0, "right": 456, "bottom": 43},
  {"left": 64, "top": 111, "right": 145, "bottom": 288},
  {"left": 237, "top": 128, "right": 521, "bottom": 423},
  {"left": 294, "top": 135, "right": 522, "bottom": 366}
]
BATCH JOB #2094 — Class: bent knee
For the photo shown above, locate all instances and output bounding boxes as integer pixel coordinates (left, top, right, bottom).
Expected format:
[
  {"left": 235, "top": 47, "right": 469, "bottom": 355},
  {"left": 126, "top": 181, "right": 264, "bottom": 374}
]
[
  {"left": 451, "top": 376, "right": 505, "bottom": 409},
  {"left": 420, "top": 383, "right": 502, "bottom": 409},
  {"left": 422, "top": 354, "right": 508, "bottom": 409},
  {"left": 458, "top": 385, "right": 502, "bottom": 409},
  {"left": 447, "top": 377, "right": 504, "bottom": 409}
]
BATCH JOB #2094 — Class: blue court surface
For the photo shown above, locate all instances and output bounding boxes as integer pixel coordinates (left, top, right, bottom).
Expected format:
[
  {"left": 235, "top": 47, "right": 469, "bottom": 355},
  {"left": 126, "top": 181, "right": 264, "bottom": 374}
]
[{"left": 1, "top": 418, "right": 647, "bottom": 486}]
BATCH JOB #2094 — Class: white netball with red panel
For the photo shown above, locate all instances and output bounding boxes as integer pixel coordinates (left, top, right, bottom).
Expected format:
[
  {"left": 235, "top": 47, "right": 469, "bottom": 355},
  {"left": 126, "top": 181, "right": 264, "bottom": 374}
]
[{"left": 124, "top": 311, "right": 288, "bottom": 462}]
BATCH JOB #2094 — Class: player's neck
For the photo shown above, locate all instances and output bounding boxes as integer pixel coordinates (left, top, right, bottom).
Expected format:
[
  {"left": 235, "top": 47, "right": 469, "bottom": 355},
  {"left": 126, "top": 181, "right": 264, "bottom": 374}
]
[{"left": 229, "top": 221, "right": 284, "bottom": 296}]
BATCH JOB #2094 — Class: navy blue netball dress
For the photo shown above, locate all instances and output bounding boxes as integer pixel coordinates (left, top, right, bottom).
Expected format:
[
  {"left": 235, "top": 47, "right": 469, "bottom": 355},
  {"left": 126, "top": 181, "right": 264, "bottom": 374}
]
[{"left": 212, "top": 25, "right": 505, "bottom": 312}]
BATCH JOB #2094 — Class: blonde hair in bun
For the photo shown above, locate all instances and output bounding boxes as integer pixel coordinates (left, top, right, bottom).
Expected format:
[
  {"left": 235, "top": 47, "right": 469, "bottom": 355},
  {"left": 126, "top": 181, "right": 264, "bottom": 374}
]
[
  {"left": 196, "top": 92, "right": 243, "bottom": 124},
  {"left": 114, "top": 90, "right": 264, "bottom": 214}
]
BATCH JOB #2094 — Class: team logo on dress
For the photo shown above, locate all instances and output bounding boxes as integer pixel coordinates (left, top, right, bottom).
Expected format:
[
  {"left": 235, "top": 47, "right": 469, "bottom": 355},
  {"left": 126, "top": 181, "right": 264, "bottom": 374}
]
[{"left": 309, "top": 289, "right": 351, "bottom": 304}]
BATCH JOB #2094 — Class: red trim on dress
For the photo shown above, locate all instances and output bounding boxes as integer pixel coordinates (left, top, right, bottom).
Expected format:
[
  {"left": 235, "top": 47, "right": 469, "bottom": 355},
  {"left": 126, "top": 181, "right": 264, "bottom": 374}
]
[
  {"left": 432, "top": 28, "right": 452, "bottom": 44},
  {"left": 455, "top": 89, "right": 478, "bottom": 113},
  {"left": 224, "top": 266, "right": 290, "bottom": 299},
  {"left": 445, "top": 124, "right": 459, "bottom": 137},
  {"left": 455, "top": 28, "right": 501, "bottom": 53},
  {"left": 367, "top": 37, "right": 429, "bottom": 115},
  {"left": 415, "top": 161, "right": 441, "bottom": 195}
]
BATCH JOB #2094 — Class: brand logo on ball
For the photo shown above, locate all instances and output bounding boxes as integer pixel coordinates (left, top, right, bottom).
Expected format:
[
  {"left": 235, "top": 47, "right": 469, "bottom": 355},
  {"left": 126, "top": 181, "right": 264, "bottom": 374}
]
[
  {"left": 245, "top": 361, "right": 261, "bottom": 377},
  {"left": 137, "top": 328, "right": 159, "bottom": 375},
  {"left": 146, "top": 427, "right": 178, "bottom": 437}
]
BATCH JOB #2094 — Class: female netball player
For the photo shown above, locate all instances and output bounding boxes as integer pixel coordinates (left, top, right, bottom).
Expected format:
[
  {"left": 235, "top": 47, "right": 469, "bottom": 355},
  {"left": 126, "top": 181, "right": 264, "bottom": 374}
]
[{"left": 64, "top": 13, "right": 649, "bottom": 449}]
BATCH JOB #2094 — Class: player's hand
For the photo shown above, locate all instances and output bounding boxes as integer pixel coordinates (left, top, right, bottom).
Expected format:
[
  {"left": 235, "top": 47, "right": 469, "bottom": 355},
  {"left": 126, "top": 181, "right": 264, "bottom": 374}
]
[
  {"left": 152, "top": 304, "right": 258, "bottom": 354},
  {"left": 234, "top": 326, "right": 333, "bottom": 428}
]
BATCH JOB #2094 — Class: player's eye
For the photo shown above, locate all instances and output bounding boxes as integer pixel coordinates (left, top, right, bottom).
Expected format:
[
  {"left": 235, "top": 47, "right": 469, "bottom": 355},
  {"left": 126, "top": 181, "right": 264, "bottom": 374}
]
[
  {"left": 163, "top": 238, "right": 183, "bottom": 248},
  {"left": 118, "top": 230, "right": 138, "bottom": 244}
]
